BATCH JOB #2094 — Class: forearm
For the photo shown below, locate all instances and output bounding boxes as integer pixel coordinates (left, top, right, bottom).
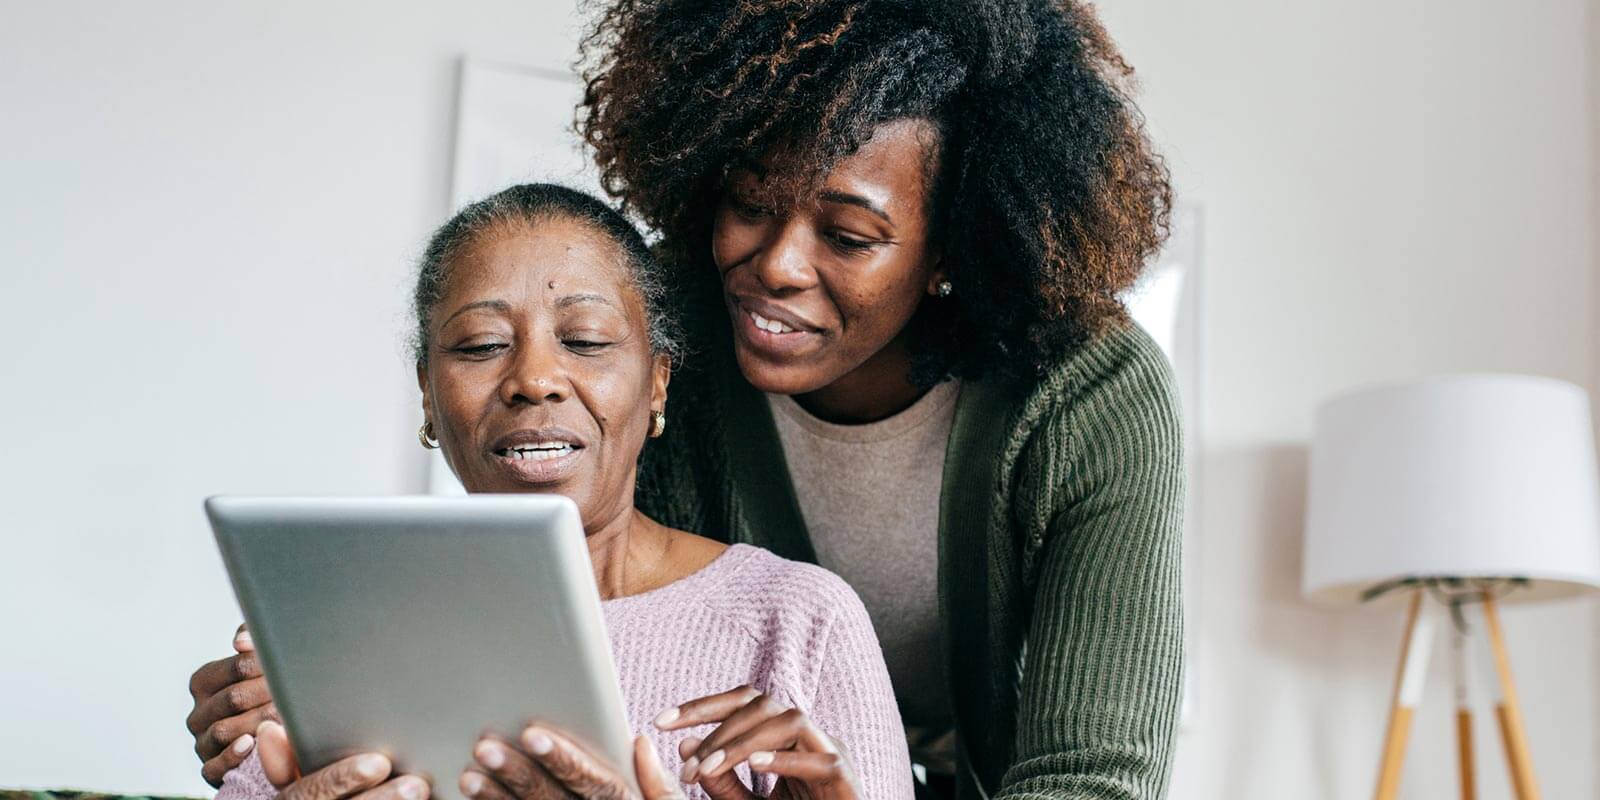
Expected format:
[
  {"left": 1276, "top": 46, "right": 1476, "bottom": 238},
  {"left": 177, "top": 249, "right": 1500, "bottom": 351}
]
[{"left": 997, "top": 513, "right": 1184, "bottom": 800}]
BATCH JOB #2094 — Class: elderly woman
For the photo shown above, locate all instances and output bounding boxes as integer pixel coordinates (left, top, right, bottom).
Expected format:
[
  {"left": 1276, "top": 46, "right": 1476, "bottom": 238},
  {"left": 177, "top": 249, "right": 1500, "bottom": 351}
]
[{"left": 205, "top": 183, "right": 912, "bottom": 800}]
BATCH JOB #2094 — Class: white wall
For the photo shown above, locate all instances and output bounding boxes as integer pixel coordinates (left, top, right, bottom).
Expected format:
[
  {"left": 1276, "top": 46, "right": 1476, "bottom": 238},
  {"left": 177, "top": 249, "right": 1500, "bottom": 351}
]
[
  {"left": 1093, "top": 1, "right": 1600, "bottom": 798},
  {"left": 0, "top": 2, "right": 586, "bottom": 794},
  {"left": 3, "top": 1, "right": 1596, "bottom": 798}
]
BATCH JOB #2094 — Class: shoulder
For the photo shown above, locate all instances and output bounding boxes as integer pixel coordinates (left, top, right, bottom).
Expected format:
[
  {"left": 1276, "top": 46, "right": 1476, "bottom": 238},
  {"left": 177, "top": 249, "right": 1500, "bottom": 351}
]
[
  {"left": 706, "top": 545, "right": 869, "bottom": 630},
  {"left": 1013, "top": 320, "right": 1183, "bottom": 463},
  {"left": 701, "top": 545, "right": 878, "bottom": 684},
  {"left": 986, "top": 321, "right": 1184, "bottom": 547},
  {"left": 1040, "top": 320, "right": 1180, "bottom": 416}
]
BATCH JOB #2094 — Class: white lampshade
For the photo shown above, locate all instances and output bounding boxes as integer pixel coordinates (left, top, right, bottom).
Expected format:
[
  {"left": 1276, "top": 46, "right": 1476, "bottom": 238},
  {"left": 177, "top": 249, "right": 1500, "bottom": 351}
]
[{"left": 1303, "top": 374, "right": 1600, "bottom": 606}]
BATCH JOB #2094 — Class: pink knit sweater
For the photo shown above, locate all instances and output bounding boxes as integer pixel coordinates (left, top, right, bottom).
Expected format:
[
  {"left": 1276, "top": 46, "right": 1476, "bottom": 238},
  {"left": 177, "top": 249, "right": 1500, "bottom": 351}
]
[{"left": 217, "top": 544, "right": 913, "bottom": 799}]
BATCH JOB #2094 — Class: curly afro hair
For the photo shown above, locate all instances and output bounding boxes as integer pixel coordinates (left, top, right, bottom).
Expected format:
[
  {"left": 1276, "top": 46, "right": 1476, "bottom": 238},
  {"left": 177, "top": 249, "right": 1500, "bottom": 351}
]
[{"left": 579, "top": 0, "right": 1171, "bottom": 383}]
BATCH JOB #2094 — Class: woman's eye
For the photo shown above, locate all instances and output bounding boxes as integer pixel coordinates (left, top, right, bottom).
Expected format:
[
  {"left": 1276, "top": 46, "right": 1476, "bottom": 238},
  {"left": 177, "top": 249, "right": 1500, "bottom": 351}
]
[
  {"left": 453, "top": 343, "right": 506, "bottom": 357},
  {"left": 828, "top": 231, "right": 879, "bottom": 252},
  {"left": 564, "top": 339, "right": 612, "bottom": 352}
]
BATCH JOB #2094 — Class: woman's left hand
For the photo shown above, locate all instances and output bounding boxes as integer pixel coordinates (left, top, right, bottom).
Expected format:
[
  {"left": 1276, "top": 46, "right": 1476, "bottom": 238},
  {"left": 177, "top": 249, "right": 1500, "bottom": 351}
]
[
  {"left": 463, "top": 727, "right": 685, "bottom": 800},
  {"left": 655, "top": 685, "right": 861, "bottom": 800}
]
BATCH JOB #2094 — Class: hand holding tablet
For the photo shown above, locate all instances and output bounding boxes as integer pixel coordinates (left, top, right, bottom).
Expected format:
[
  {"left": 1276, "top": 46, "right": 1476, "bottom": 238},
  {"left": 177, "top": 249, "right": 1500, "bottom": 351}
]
[
  {"left": 249, "top": 719, "right": 687, "bottom": 800},
  {"left": 207, "top": 495, "right": 647, "bottom": 800}
]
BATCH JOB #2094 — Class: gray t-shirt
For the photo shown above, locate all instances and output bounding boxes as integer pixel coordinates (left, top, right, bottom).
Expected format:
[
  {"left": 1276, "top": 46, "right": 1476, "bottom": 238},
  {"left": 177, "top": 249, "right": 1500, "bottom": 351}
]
[{"left": 767, "top": 380, "right": 961, "bottom": 772}]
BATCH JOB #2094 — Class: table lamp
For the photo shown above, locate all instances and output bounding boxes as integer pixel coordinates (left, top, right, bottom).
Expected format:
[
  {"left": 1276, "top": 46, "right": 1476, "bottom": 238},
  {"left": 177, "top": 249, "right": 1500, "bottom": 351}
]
[{"left": 1302, "top": 374, "right": 1600, "bottom": 800}]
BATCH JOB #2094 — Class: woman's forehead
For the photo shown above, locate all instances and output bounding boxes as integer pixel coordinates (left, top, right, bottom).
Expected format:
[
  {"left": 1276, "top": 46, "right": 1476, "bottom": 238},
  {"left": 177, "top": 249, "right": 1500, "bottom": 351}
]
[
  {"left": 734, "top": 118, "right": 938, "bottom": 214},
  {"left": 446, "top": 218, "right": 637, "bottom": 304}
]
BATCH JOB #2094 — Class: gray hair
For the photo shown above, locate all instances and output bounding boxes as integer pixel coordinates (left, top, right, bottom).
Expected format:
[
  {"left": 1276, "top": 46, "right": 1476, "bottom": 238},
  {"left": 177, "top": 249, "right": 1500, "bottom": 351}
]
[{"left": 411, "top": 183, "right": 684, "bottom": 364}]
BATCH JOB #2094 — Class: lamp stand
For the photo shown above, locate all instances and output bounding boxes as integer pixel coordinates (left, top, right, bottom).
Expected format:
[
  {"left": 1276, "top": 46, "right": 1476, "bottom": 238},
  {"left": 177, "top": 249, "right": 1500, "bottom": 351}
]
[{"left": 1373, "top": 588, "right": 1540, "bottom": 800}]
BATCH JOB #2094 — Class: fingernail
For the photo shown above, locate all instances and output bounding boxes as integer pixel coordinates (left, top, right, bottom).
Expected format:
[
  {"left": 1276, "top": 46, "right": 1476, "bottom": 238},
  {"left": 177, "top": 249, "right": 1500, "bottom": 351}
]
[
  {"left": 653, "top": 707, "right": 680, "bottom": 728},
  {"left": 398, "top": 779, "right": 426, "bottom": 800},
  {"left": 679, "top": 756, "right": 699, "bottom": 783},
  {"left": 524, "top": 730, "right": 553, "bottom": 756},
  {"left": 355, "top": 754, "right": 388, "bottom": 781},
  {"left": 748, "top": 751, "right": 774, "bottom": 768},
  {"left": 460, "top": 772, "right": 484, "bottom": 796},
  {"left": 700, "top": 750, "right": 725, "bottom": 775},
  {"left": 232, "top": 734, "right": 254, "bottom": 755},
  {"left": 235, "top": 630, "right": 253, "bottom": 648},
  {"left": 475, "top": 742, "right": 505, "bottom": 769}
]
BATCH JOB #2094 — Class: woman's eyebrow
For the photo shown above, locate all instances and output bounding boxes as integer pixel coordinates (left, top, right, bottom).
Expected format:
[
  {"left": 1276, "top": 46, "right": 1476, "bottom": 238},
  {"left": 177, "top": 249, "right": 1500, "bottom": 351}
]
[
  {"left": 440, "top": 299, "right": 511, "bottom": 327},
  {"left": 819, "top": 190, "right": 892, "bottom": 224},
  {"left": 556, "top": 292, "right": 617, "bottom": 310}
]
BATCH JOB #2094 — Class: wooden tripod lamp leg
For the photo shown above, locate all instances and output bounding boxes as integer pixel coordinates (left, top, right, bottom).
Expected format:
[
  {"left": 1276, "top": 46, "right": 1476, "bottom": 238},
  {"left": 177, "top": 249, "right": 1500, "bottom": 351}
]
[
  {"left": 1481, "top": 594, "right": 1540, "bottom": 800},
  {"left": 1376, "top": 590, "right": 1436, "bottom": 800},
  {"left": 1452, "top": 615, "right": 1476, "bottom": 800}
]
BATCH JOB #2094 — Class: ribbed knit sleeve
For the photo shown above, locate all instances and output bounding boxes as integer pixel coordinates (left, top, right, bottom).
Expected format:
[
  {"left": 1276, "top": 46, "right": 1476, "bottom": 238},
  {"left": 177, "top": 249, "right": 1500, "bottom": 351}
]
[{"left": 997, "top": 328, "right": 1185, "bottom": 799}]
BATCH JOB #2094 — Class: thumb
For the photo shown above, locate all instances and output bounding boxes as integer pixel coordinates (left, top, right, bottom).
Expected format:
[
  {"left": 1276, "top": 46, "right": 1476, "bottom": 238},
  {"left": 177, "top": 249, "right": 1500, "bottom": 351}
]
[
  {"left": 695, "top": 765, "right": 757, "bottom": 800},
  {"left": 256, "top": 720, "right": 299, "bottom": 788},
  {"left": 632, "top": 736, "right": 686, "bottom": 800},
  {"left": 234, "top": 625, "right": 255, "bottom": 653}
]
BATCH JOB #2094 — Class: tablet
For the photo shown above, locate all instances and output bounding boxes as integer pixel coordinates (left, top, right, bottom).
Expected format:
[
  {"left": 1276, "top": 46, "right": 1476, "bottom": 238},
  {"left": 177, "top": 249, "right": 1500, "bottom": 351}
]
[{"left": 206, "top": 495, "right": 635, "bottom": 798}]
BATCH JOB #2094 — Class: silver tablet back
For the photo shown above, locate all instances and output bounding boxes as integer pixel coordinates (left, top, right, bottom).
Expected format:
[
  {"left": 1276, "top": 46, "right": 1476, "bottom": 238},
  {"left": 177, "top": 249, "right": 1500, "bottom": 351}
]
[{"left": 206, "top": 495, "right": 634, "bottom": 798}]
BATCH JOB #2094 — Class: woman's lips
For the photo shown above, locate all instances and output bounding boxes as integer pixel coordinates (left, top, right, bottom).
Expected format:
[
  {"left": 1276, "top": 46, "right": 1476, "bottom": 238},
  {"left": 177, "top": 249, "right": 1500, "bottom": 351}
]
[
  {"left": 730, "top": 301, "right": 823, "bottom": 359},
  {"left": 490, "top": 443, "right": 584, "bottom": 485}
]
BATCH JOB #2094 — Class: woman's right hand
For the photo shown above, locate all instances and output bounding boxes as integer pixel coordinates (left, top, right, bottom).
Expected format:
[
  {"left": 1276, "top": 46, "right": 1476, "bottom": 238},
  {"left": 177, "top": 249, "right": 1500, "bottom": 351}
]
[
  {"left": 257, "top": 720, "right": 430, "bottom": 800},
  {"left": 462, "top": 726, "right": 686, "bottom": 800},
  {"left": 188, "top": 624, "right": 279, "bottom": 786}
]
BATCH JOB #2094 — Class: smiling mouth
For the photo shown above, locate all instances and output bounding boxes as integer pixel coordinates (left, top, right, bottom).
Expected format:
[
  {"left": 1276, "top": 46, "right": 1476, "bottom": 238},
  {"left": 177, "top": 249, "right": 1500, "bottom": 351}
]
[
  {"left": 746, "top": 308, "right": 802, "bottom": 335},
  {"left": 729, "top": 298, "right": 827, "bottom": 361},
  {"left": 489, "top": 438, "right": 585, "bottom": 486},
  {"left": 494, "top": 443, "right": 580, "bottom": 461}
]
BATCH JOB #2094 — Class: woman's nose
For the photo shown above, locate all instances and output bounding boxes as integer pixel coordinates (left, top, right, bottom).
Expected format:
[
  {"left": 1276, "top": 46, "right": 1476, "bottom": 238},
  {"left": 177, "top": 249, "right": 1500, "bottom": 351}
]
[
  {"left": 749, "top": 222, "right": 819, "bottom": 294},
  {"left": 499, "top": 342, "right": 571, "bottom": 406}
]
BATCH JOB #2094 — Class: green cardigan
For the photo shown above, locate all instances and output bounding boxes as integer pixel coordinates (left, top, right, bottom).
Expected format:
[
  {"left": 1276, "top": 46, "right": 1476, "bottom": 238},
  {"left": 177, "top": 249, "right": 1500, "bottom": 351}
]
[{"left": 636, "top": 318, "right": 1186, "bottom": 800}]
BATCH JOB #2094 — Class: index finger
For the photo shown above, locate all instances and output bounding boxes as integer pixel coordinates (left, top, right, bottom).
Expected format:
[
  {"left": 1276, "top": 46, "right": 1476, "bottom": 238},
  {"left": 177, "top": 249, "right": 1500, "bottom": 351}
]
[
  {"left": 189, "top": 653, "right": 264, "bottom": 700},
  {"left": 652, "top": 686, "right": 762, "bottom": 731}
]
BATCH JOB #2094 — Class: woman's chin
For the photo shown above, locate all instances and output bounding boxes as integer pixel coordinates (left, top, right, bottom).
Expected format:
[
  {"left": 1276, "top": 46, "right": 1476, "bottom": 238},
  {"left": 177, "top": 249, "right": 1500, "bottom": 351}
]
[{"left": 733, "top": 347, "right": 833, "bottom": 397}]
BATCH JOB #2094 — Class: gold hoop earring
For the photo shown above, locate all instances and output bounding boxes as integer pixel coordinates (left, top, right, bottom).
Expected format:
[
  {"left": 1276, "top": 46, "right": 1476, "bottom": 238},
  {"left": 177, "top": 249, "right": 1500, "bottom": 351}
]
[
  {"left": 417, "top": 421, "right": 439, "bottom": 450},
  {"left": 650, "top": 410, "right": 666, "bottom": 439}
]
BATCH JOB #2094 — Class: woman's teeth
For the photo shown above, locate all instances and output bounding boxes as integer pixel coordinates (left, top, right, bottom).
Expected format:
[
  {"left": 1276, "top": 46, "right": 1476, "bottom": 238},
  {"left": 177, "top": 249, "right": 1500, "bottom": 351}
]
[
  {"left": 749, "top": 310, "right": 796, "bottom": 334},
  {"left": 502, "top": 445, "right": 575, "bottom": 461}
]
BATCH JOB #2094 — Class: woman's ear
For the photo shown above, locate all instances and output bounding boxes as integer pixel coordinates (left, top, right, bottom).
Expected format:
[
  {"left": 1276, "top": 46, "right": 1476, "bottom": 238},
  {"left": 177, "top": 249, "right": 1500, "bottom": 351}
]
[
  {"left": 416, "top": 361, "right": 434, "bottom": 423},
  {"left": 650, "top": 354, "right": 672, "bottom": 414},
  {"left": 924, "top": 249, "right": 947, "bottom": 297}
]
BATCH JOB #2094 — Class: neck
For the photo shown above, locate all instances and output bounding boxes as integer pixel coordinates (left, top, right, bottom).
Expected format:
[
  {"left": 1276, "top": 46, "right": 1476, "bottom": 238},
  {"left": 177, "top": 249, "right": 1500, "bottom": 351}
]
[
  {"left": 584, "top": 506, "right": 670, "bottom": 601},
  {"left": 794, "top": 331, "right": 929, "bottom": 424}
]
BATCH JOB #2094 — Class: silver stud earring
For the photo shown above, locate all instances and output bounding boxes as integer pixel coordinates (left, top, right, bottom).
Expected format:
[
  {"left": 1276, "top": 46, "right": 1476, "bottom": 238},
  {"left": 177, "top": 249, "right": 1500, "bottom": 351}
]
[{"left": 936, "top": 280, "right": 953, "bottom": 298}]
